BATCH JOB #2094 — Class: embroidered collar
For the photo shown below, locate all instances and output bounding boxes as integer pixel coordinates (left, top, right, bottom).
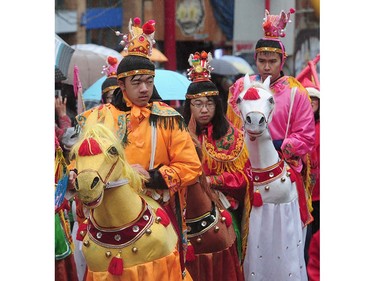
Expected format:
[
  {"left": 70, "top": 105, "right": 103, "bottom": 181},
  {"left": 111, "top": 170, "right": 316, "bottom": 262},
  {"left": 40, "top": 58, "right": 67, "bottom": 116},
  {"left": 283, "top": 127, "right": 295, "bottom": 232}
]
[
  {"left": 201, "top": 124, "right": 245, "bottom": 162},
  {"left": 186, "top": 202, "right": 218, "bottom": 237},
  {"left": 87, "top": 198, "right": 154, "bottom": 248},
  {"left": 252, "top": 159, "right": 285, "bottom": 185}
]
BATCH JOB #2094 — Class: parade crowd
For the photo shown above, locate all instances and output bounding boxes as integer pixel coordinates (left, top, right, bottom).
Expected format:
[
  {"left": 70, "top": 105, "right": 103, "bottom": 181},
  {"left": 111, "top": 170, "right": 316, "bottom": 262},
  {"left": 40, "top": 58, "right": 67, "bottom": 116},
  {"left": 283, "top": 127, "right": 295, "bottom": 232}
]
[{"left": 55, "top": 8, "right": 320, "bottom": 281}]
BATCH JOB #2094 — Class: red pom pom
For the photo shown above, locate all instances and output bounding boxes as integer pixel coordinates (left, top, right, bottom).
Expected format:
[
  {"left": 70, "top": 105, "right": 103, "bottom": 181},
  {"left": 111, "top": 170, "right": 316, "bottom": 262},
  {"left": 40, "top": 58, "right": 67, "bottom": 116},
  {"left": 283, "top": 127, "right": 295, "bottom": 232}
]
[
  {"left": 142, "top": 22, "right": 155, "bottom": 35},
  {"left": 200, "top": 51, "right": 208, "bottom": 59},
  {"left": 78, "top": 138, "right": 102, "bottom": 156},
  {"left": 76, "top": 222, "right": 88, "bottom": 241},
  {"left": 108, "top": 254, "right": 123, "bottom": 275},
  {"left": 107, "top": 56, "right": 118, "bottom": 66},
  {"left": 253, "top": 190, "right": 263, "bottom": 207},
  {"left": 156, "top": 208, "right": 170, "bottom": 227},
  {"left": 133, "top": 17, "right": 141, "bottom": 26},
  {"left": 221, "top": 209, "right": 233, "bottom": 227},
  {"left": 243, "top": 88, "right": 260, "bottom": 101},
  {"left": 290, "top": 8, "right": 296, "bottom": 14},
  {"left": 186, "top": 243, "right": 196, "bottom": 262}
]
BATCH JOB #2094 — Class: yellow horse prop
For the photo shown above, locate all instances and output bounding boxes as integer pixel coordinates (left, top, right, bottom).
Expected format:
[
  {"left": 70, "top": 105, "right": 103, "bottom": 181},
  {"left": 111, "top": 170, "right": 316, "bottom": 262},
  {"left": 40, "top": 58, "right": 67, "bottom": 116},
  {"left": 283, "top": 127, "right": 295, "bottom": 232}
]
[{"left": 70, "top": 123, "right": 183, "bottom": 281}]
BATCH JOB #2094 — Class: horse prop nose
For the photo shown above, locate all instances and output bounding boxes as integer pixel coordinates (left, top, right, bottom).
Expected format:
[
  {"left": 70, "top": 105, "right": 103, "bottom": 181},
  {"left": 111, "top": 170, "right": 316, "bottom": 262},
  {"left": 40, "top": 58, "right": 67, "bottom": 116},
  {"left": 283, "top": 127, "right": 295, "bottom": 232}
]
[{"left": 246, "top": 112, "right": 266, "bottom": 125}]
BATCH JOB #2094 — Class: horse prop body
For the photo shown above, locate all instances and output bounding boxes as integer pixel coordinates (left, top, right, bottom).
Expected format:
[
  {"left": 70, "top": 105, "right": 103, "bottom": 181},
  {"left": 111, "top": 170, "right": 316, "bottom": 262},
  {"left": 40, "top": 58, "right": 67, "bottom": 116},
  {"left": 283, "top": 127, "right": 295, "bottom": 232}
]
[
  {"left": 70, "top": 123, "right": 183, "bottom": 281},
  {"left": 235, "top": 76, "right": 308, "bottom": 281},
  {"left": 185, "top": 143, "right": 243, "bottom": 281}
]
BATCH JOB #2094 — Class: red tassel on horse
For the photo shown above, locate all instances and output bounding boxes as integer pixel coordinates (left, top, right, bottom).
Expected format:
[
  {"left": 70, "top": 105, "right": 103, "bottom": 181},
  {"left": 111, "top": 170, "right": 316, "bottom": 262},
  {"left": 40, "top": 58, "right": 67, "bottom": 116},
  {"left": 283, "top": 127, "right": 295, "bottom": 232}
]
[
  {"left": 220, "top": 209, "right": 233, "bottom": 227},
  {"left": 253, "top": 190, "right": 263, "bottom": 207},
  {"left": 108, "top": 253, "right": 124, "bottom": 275},
  {"left": 156, "top": 208, "right": 170, "bottom": 226},
  {"left": 76, "top": 222, "right": 88, "bottom": 241},
  {"left": 186, "top": 243, "right": 196, "bottom": 262}
]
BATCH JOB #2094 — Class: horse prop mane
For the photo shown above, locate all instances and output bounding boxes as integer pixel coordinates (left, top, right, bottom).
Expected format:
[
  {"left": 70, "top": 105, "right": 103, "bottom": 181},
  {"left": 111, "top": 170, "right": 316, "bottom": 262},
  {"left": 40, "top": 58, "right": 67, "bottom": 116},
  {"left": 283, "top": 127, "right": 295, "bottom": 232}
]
[
  {"left": 184, "top": 137, "right": 244, "bottom": 281},
  {"left": 235, "top": 75, "right": 308, "bottom": 280},
  {"left": 69, "top": 123, "right": 184, "bottom": 281}
]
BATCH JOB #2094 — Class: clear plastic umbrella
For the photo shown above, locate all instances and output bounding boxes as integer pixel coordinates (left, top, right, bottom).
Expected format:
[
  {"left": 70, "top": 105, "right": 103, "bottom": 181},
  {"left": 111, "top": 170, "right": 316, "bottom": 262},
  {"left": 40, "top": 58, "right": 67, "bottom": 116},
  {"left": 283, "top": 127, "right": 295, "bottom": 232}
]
[
  {"left": 221, "top": 55, "right": 254, "bottom": 74},
  {"left": 62, "top": 49, "right": 107, "bottom": 91},
  {"left": 210, "top": 58, "right": 240, "bottom": 76}
]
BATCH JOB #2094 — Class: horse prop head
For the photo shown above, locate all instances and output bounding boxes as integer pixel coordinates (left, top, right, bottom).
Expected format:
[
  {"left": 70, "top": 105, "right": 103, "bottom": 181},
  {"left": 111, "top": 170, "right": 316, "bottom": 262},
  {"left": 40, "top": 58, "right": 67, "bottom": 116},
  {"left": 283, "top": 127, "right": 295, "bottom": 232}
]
[
  {"left": 236, "top": 75, "right": 275, "bottom": 138},
  {"left": 70, "top": 123, "right": 143, "bottom": 209}
]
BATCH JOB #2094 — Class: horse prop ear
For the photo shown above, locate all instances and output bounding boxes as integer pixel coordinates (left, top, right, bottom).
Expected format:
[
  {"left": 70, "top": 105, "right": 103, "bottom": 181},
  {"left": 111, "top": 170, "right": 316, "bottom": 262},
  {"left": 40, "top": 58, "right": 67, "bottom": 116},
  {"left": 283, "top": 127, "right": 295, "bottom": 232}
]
[
  {"left": 238, "top": 73, "right": 252, "bottom": 102},
  {"left": 244, "top": 73, "right": 252, "bottom": 91},
  {"left": 263, "top": 75, "right": 271, "bottom": 88}
]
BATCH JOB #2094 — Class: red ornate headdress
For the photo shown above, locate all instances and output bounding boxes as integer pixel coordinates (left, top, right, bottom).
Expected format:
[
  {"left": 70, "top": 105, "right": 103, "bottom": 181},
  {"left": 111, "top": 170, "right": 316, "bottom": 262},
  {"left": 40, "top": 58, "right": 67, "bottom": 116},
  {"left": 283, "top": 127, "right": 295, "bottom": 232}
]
[
  {"left": 262, "top": 8, "right": 295, "bottom": 39},
  {"left": 186, "top": 51, "right": 218, "bottom": 99},
  {"left": 116, "top": 17, "right": 156, "bottom": 59},
  {"left": 115, "top": 17, "right": 156, "bottom": 79},
  {"left": 255, "top": 8, "right": 295, "bottom": 68},
  {"left": 101, "top": 56, "right": 119, "bottom": 95}
]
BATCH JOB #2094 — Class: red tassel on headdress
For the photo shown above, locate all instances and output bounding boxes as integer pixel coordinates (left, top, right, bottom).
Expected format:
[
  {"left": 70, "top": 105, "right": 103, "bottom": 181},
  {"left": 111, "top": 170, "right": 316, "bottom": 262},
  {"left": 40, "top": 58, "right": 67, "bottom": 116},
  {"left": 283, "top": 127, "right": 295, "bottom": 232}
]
[
  {"left": 156, "top": 208, "right": 171, "bottom": 227},
  {"left": 186, "top": 243, "right": 196, "bottom": 262},
  {"left": 221, "top": 209, "right": 233, "bottom": 227},
  {"left": 76, "top": 222, "right": 88, "bottom": 241},
  {"left": 108, "top": 253, "right": 123, "bottom": 275},
  {"left": 253, "top": 190, "right": 263, "bottom": 207}
]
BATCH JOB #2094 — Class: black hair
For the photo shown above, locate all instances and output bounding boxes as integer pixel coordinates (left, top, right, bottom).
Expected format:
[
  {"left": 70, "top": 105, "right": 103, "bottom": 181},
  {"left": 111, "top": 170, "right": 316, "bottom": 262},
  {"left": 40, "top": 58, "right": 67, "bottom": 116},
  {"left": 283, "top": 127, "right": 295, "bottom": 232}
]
[
  {"left": 117, "top": 55, "right": 155, "bottom": 76},
  {"left": 255, "top": 38, "right": 284, "bottom": 62}
]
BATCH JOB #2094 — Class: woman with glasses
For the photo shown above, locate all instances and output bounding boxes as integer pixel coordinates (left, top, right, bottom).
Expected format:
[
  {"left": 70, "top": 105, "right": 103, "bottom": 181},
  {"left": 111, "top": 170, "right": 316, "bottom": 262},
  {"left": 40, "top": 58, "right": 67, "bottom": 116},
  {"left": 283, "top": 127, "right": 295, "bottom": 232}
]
[{"left": 182, "top": 51, "right": 253, "bottom": 268}]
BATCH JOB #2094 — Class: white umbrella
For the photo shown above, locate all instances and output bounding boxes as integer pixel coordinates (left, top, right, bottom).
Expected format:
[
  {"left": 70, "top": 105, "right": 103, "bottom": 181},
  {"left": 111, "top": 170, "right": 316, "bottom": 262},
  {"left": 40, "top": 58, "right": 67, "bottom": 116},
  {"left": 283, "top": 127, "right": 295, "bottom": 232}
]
[
  {"left": 72, "top": 44, "right": 123, "bottom": 62},
  {"left": 62, "top": 49, "right": 107, "bottom": 91},
  {"left": 221, "top": 55, "right": 254, "bottom": 74},
  {"left": 210, "top": 58, "right": 240, "bottom": 76}
]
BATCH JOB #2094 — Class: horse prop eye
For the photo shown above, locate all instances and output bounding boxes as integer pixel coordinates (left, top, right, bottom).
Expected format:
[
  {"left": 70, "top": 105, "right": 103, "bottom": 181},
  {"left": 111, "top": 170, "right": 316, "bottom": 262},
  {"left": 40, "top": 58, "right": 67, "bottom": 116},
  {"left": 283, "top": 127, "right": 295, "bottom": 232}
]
[
  {"left": 268, "top": 96, "right": 274, "bottom": 105},
  {"left": 108, "top": 146, "right": 118, "bottom": 156}
]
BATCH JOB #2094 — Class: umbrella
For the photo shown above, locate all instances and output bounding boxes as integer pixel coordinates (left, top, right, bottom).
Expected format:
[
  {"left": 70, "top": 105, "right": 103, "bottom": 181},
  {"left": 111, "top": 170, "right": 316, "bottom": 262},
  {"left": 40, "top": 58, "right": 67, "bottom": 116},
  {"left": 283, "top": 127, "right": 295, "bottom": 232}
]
[
  {"left": 210, "top": 58, "right": 240, "bottom": 76},
  {"left": 121, "top": 48, "right": 168, "bottom": 63},
  {"left": 72, "top": 44, "right": 123, "bottom": 62},
  {"left": 55, "top": 34, "right": 75, "bottom": 82},
  {"left": 83, "top": 69, "right": 189, "bottom": 102},
  {"left": 82, "top": 75, "right": 106, "bottom": 102},
  {"left": 154, "top": 69, "right": 188, "bottom": 100},
  {"left": 220, "top": 55, "right": 254, "bottom": 74},
  {"left": 62, "top": 49, "right": 107, "bottom": 91}
]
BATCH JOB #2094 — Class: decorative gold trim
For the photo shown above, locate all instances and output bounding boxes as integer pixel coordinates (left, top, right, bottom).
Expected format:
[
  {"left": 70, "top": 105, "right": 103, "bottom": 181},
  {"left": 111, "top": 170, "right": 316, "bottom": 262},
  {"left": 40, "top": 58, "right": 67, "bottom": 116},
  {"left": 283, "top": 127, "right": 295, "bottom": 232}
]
[
  {"left": 185, "top": 91, "right": 219, "bottom": 99},
  {"left": 256, "top": 47, "right": 283, "bottom": 54},
  {"left": 117, "top": 69, "right": 155, "bottom": 79},
  {"left": 102, "top": 85, "right": 120, "bottom": 95}
]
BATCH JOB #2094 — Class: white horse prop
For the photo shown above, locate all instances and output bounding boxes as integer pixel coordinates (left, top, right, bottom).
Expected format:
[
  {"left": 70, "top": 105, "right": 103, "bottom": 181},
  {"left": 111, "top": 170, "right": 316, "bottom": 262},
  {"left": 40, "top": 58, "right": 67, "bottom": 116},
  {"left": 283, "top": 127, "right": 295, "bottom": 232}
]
[{"left": 235, "top": 75, "right": 308, "bottom": 281}]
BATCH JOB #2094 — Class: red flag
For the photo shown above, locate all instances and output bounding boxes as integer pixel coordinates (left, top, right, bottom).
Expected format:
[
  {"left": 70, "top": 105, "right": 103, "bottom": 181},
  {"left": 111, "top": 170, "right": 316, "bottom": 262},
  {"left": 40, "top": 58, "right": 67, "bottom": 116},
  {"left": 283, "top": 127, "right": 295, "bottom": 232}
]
[{"left": 74, "top": 65, "right": 86, "bottom": 114}]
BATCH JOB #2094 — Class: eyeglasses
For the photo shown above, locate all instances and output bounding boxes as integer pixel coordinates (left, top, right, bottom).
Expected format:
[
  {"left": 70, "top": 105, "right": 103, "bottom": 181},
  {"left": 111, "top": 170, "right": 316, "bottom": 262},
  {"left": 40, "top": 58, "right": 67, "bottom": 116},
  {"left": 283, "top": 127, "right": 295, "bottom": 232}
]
[{"left": 191, "top": 101, "right": 216, "bottom": 110}]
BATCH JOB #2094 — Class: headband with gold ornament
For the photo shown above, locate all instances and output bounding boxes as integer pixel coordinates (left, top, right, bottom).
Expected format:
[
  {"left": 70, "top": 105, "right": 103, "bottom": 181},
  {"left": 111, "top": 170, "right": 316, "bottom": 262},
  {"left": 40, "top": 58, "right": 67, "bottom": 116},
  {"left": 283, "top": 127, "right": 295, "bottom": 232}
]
[
  {"left": 115, "top": 17, "right": 156, "bottom": 79},
  {"left": 255, "top": 8, "right": 295, "bottom": 56},
  {"left": 185, "top": 51, "right": 219, "bottom": 99}
]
